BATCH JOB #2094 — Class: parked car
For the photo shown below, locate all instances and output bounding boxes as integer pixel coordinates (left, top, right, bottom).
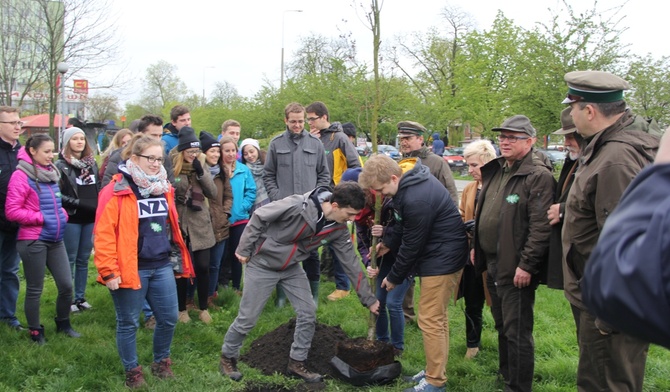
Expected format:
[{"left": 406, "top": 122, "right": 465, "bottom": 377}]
[
  {"left": 443, "top": 148, "right": 466, "bottom": 169},
  {"left": 537, "top": 149, "right": 566, "bottom": 167},
  {"left": 356, "top": 145, "right": 371, "bottom": 157},
  {"left": 377, "top": 144, "right": 400, "bottom": 160}
]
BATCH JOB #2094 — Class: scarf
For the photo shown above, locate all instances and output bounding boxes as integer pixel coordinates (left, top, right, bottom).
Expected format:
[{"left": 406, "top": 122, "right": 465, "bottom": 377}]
[
  {"left": 208, "top": 163, "right": 221, "bottom": 178},
  {"left": 180, "top": 161, "right": 205, "bottom": 211},
  {"left": 17, "top": 160, "right": 60, "bottom": 183},
  {"left": 125, "top": 159, "right": 171, "bottom": 198},
  {"left": 246, "top": 161, "right": 270, "bottom": 211},
  {"left": 64, "top": 153, "right": 96, "bottom": 184}
]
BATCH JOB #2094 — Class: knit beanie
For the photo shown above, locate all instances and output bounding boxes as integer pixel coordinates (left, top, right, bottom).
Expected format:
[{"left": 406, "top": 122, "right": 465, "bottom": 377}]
[
  {"left": 342, "top": 122, "right": 357, "bottom": 138},
  {"left": 341, "top": 167, "right": 362, "bottom": 183},
  {"left": 199, "top": 131, "right": 220, "bottom": 153},
  {"left": 177, "top": 127, "right": 200, "bottom": 152},
  {"left": 62, "top": 127, "right": 85, "bottom": 148},
  {"left": 239, "top": 138, "right": 261, "bottom": 155}
]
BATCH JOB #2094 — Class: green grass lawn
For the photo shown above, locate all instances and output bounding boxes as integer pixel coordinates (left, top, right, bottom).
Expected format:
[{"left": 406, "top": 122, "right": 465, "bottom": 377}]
[{"left": 1, "top": 263, "right": 669, "bottom": 391}]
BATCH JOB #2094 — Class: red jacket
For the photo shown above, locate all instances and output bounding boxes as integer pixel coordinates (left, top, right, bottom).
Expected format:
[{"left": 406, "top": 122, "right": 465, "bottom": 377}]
[{"left": 94, "top": 173, "right": 194, "bottom": 289}]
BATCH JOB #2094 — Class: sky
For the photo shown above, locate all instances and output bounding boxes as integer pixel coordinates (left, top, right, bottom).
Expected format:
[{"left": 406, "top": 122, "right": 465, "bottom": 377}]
[{"left": 93, "top": 0, "right": 667, "bottom": 105}]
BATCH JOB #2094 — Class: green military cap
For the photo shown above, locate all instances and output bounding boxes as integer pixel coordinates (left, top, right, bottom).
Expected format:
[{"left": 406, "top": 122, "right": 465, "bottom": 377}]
[
  {"left": 553, "top": 107, "right": 577, "bottom": 135},
  {"left": 492, "top": 115, "right": 537, "bottom": 137},
  {"left": 562, "top": 70, "right": 630, "bottom": 104},
  {"left": 397, "top": 121, "right": 427, "bottom": 137}
]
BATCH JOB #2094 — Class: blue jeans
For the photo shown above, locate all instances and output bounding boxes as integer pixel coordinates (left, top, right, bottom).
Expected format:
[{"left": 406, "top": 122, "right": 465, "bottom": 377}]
[
  {"left": 63, "top": 222, "right": 94, "bottom": 302},
  {"left": 0, "top": 230, "right": 20, "bottom": 325},
  {"left": 331, "top": 245, "right": 351, "bottom": 291},
  {"left": 110, "top": 264, "right": 178, "bottom": 371},
  {"left": 375, "top": 261, "right": 410, "bottom": 350},
  {"left": 209, "top": 239, "right": 227, "bottom": 296}
]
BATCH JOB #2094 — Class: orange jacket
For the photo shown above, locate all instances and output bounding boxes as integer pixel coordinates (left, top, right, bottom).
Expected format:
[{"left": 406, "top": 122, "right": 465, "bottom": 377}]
[{"left": 94, "top": 173, "right": 195, "bottom": 289}]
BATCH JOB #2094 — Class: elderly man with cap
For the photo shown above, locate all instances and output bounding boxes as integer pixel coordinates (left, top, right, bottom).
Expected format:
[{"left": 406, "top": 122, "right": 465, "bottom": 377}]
[
  {"left": 396, "top": 120, "right": 459, "bottom": 324},
  {"left": 544, "top": 108, "right": 583, "bottom": 295},
  {"left": 472, "top": 115, "right": 555, "bottom": 392},
  {"left": 561, "top": 70, "right": 661, "bottom": 391}
]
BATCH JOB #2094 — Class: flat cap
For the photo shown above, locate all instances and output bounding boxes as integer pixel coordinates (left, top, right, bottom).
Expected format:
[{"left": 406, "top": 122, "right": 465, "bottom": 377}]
[
  {"left": 553, "top": 107, "right": 577, "bottom": 135},
  {"left": 492, "top": 115, "right": 536, "bottom": 137},
  {"left": 562, "top": 70, "right": 630, "bottom": 104},
  {"left": 397, "top": 121, "right": 426, "bottom": 137}
]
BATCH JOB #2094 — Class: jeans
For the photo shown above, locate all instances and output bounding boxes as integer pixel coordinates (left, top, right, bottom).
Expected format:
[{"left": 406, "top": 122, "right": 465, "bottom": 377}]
[
  {"left": 302, "top": 249, "right": 320, "bottom": 282},
  {"left": 63, "top": 222, "right": 94, "bottom": 302},
  {"left": 110, "top": 264, "right": 178, "bottom": 371},
  {"left": 375, "top": 261, "right": 410, "bottom": 350},
  {"left": 0, "top": 230, "right": 20, "bottom": 325},
  {"left": 331, "top": 245, "right": 351, "bottom": 291},
  {"left": 17, "top": 240, "right": 72, "bottom": 329},
  {"left": 487, "top": 274, "right": 537, "bottom": 392},
  {"left": 209, "top": 239, "right": 227, "bottom": 296}
]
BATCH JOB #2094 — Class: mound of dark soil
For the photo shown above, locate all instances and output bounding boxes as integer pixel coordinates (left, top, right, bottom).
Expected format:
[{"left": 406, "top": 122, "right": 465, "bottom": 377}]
[{"left": 240, "top": 318, "right": 348, "bottom": 377}]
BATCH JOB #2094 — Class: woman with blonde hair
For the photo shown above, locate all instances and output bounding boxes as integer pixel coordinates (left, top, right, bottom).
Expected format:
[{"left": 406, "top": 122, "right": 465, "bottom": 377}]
[
  {"left": 100, "top": 129, "right": 133, "bottom": 178},
  {"left": 170, "top": 127, "right": 217, "bottom": 323},
  {"left": 459, "top": 139, "right": 497, "bottom": 359}
]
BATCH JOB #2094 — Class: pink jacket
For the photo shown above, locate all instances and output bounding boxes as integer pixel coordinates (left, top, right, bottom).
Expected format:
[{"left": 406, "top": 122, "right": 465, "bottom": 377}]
[{"left": 5, "top": 147, "right": 68, "bottom": 241}]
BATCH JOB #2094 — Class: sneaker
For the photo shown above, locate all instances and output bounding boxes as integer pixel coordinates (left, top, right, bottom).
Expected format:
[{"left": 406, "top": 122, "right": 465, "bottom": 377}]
[
  {"left": 75, "top": 300, "right": 93, "bottom": 311},
  {"left": 199, "top": 309, "right": 212, "bottom": 324},
  {"left": 150, "top": 358, "right": 174, "bottom": 379},
  {"left": 327, "top": 289, "right": 350, "bottom": 301},
  {"left": 178, "top": 310, "right": 191, "bottom": 323},
  {"left": 144, "top": 316, "right": 156, "bottom": 330},
  {"left": 403, "top": 369, "right": 426, "bottom": 383},
  {"left": 70, "top": 304, "right": 80, "bottom": 313},
  {"left": 464, "top": 347, "right": 479, "bottom": 360},
  {"left": 402, "top": 378, "right": 445, "bottom": 392},
  {"left": 219, "top": 355, "right": 243, "bottom": 381},
  {"left": 286, "top": 358, "right": 323, "bottom": 383},
  {"left": 125, "top": 366, "right": 146, "bottom": 389}
]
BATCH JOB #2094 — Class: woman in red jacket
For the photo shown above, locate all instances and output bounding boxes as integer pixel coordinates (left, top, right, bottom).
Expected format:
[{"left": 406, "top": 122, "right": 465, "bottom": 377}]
[{"left": 94, "top": 135, "right": 194, "bottom": 389}]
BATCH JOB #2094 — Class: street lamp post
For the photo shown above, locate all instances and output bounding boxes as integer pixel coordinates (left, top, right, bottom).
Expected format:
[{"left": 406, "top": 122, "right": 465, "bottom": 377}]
[
  {"left": 280, "top": 9, "right": 302, "bottom": 90},
  {"left": 57, "top": 62, "right": 69, "bottom": 150},
  {"left": 202, "top": 66, "right": 215, "bottom": 103}
]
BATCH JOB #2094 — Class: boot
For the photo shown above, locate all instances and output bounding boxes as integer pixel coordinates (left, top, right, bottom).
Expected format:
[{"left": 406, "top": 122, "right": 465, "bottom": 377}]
[
  {"left": 207, "top": 295, "right": 221, "bottom": 311},
  {"left": 125, "top": 365, "right": 146, "bottom": 389},
  {"left": 286, "top": 358, "right": 323, "bottom": 383},
  {"left": 198, "top": 309, "right": 212, "bottom": 324},
  {"left": 219, "top": 354, "right": 243, "bottom": 381},
  {"left": 309, "top": 281, "right": 320, "bottom": 309},
  {"left": 275, "top": 286, "right": 287, "bottom": 308},
  {"left": 55, "top": 318, "right": 81, "bottom": 338},
  {"left": 29, "top": 325, "right": 46, "bottom": 345},
  {"left": 150, "top": 358, "right": 174, "bottom": 379}
]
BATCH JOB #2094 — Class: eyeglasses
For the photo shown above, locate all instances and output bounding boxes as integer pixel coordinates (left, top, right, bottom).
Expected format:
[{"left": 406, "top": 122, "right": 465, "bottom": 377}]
[
  {"left": 306, "top": 116, "right": 321, "bottom": 122},
  {"left": 497, "top": 134, "right": 530, "bottom": 143},
  {"left": 0, "top": 121, "right": 24, "bottom": 127},
  {"left": 137, "top": 154, "right": 164, "bottom": 164},
  {"left": 184, "top": 149, "right": 201, "bottom": 156}
]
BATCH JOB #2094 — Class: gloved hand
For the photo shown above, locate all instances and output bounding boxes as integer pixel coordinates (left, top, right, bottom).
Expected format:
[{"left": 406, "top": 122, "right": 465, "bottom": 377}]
[{"left": 192, "top": 158, "right": 204, "bottom": 177}]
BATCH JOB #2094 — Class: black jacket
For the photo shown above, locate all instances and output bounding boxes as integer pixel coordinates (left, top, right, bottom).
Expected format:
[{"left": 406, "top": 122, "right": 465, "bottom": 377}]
[
  {"left": 55, "top": 154, "right": 101, "bottom": 220},
  {"left": 0, "top": 138, "right": 20, "bottom": 232},
  {"left": 385, "top": 160, "right": 468, "bottom": 284}
]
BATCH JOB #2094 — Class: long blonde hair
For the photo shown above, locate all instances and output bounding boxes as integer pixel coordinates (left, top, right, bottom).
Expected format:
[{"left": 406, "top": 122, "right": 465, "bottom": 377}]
[{"left": 101, "top": 129, "right": 133, "bottom": 161}]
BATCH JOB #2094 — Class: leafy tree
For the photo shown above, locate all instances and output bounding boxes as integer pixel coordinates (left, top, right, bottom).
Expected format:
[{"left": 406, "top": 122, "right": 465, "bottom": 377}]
[
  {"left": 87, "top": 93, "right": 120, "bottom": 123},
  {"left": 138, "top": 60, "right": 189, "bottom": 113},
  {"left": 626, "top": 54, "right": 670, "bottom": 127}
]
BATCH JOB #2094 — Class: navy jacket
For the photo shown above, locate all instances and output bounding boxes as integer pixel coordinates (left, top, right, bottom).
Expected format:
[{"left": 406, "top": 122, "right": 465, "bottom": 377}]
[
  {"left": 385, "top": 160, "right": 467, "bottom": 284},
  {"left": 583, "top": 163, "right": 670, "bottom": 349},
  {"left": 0, "top": 138, "right": 20, "bottom": 233}
]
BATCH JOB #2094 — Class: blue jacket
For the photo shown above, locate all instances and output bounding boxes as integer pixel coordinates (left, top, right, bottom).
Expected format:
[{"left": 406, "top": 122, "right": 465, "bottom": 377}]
[
  {"left": 385, "top": 160, "right": 468, "bottom": 283},
  {"left": 161, "top": 124, "right": 179, "bottom": 155},
  {"left": 583, "top": 163, "right": 670, "bottom": 348},
  {"left": 229, "top": 163, "right": 256, "bottom": 225}
]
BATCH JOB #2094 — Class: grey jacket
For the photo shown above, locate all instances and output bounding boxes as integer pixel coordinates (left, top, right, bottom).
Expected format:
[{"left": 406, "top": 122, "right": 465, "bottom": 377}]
[
  {"left": 236, "top": 187, "right": 377, "bottom": 307},
  {"left": 263, "top": 129, "right": 330, "bottom": 201}
]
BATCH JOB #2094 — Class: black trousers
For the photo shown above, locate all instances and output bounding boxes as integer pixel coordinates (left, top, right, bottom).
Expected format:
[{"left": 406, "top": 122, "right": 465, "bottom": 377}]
[
  {"left": 462, "top": 263, "right": 485, "bottom": 348},
  {"left": 487, "top": 273, "right": 537, "bottom": 392}
]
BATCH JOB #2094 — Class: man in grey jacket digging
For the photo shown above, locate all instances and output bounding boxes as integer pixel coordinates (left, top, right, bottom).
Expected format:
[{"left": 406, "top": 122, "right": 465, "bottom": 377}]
[{"left": 219, "top": 182, "right": 380, "bottom": 383}]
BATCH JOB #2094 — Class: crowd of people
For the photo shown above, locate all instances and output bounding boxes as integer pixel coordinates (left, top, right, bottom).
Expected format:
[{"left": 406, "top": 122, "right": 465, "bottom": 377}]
[{"left": 0, "top": 69, "right": 667, "bottom": 391}]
